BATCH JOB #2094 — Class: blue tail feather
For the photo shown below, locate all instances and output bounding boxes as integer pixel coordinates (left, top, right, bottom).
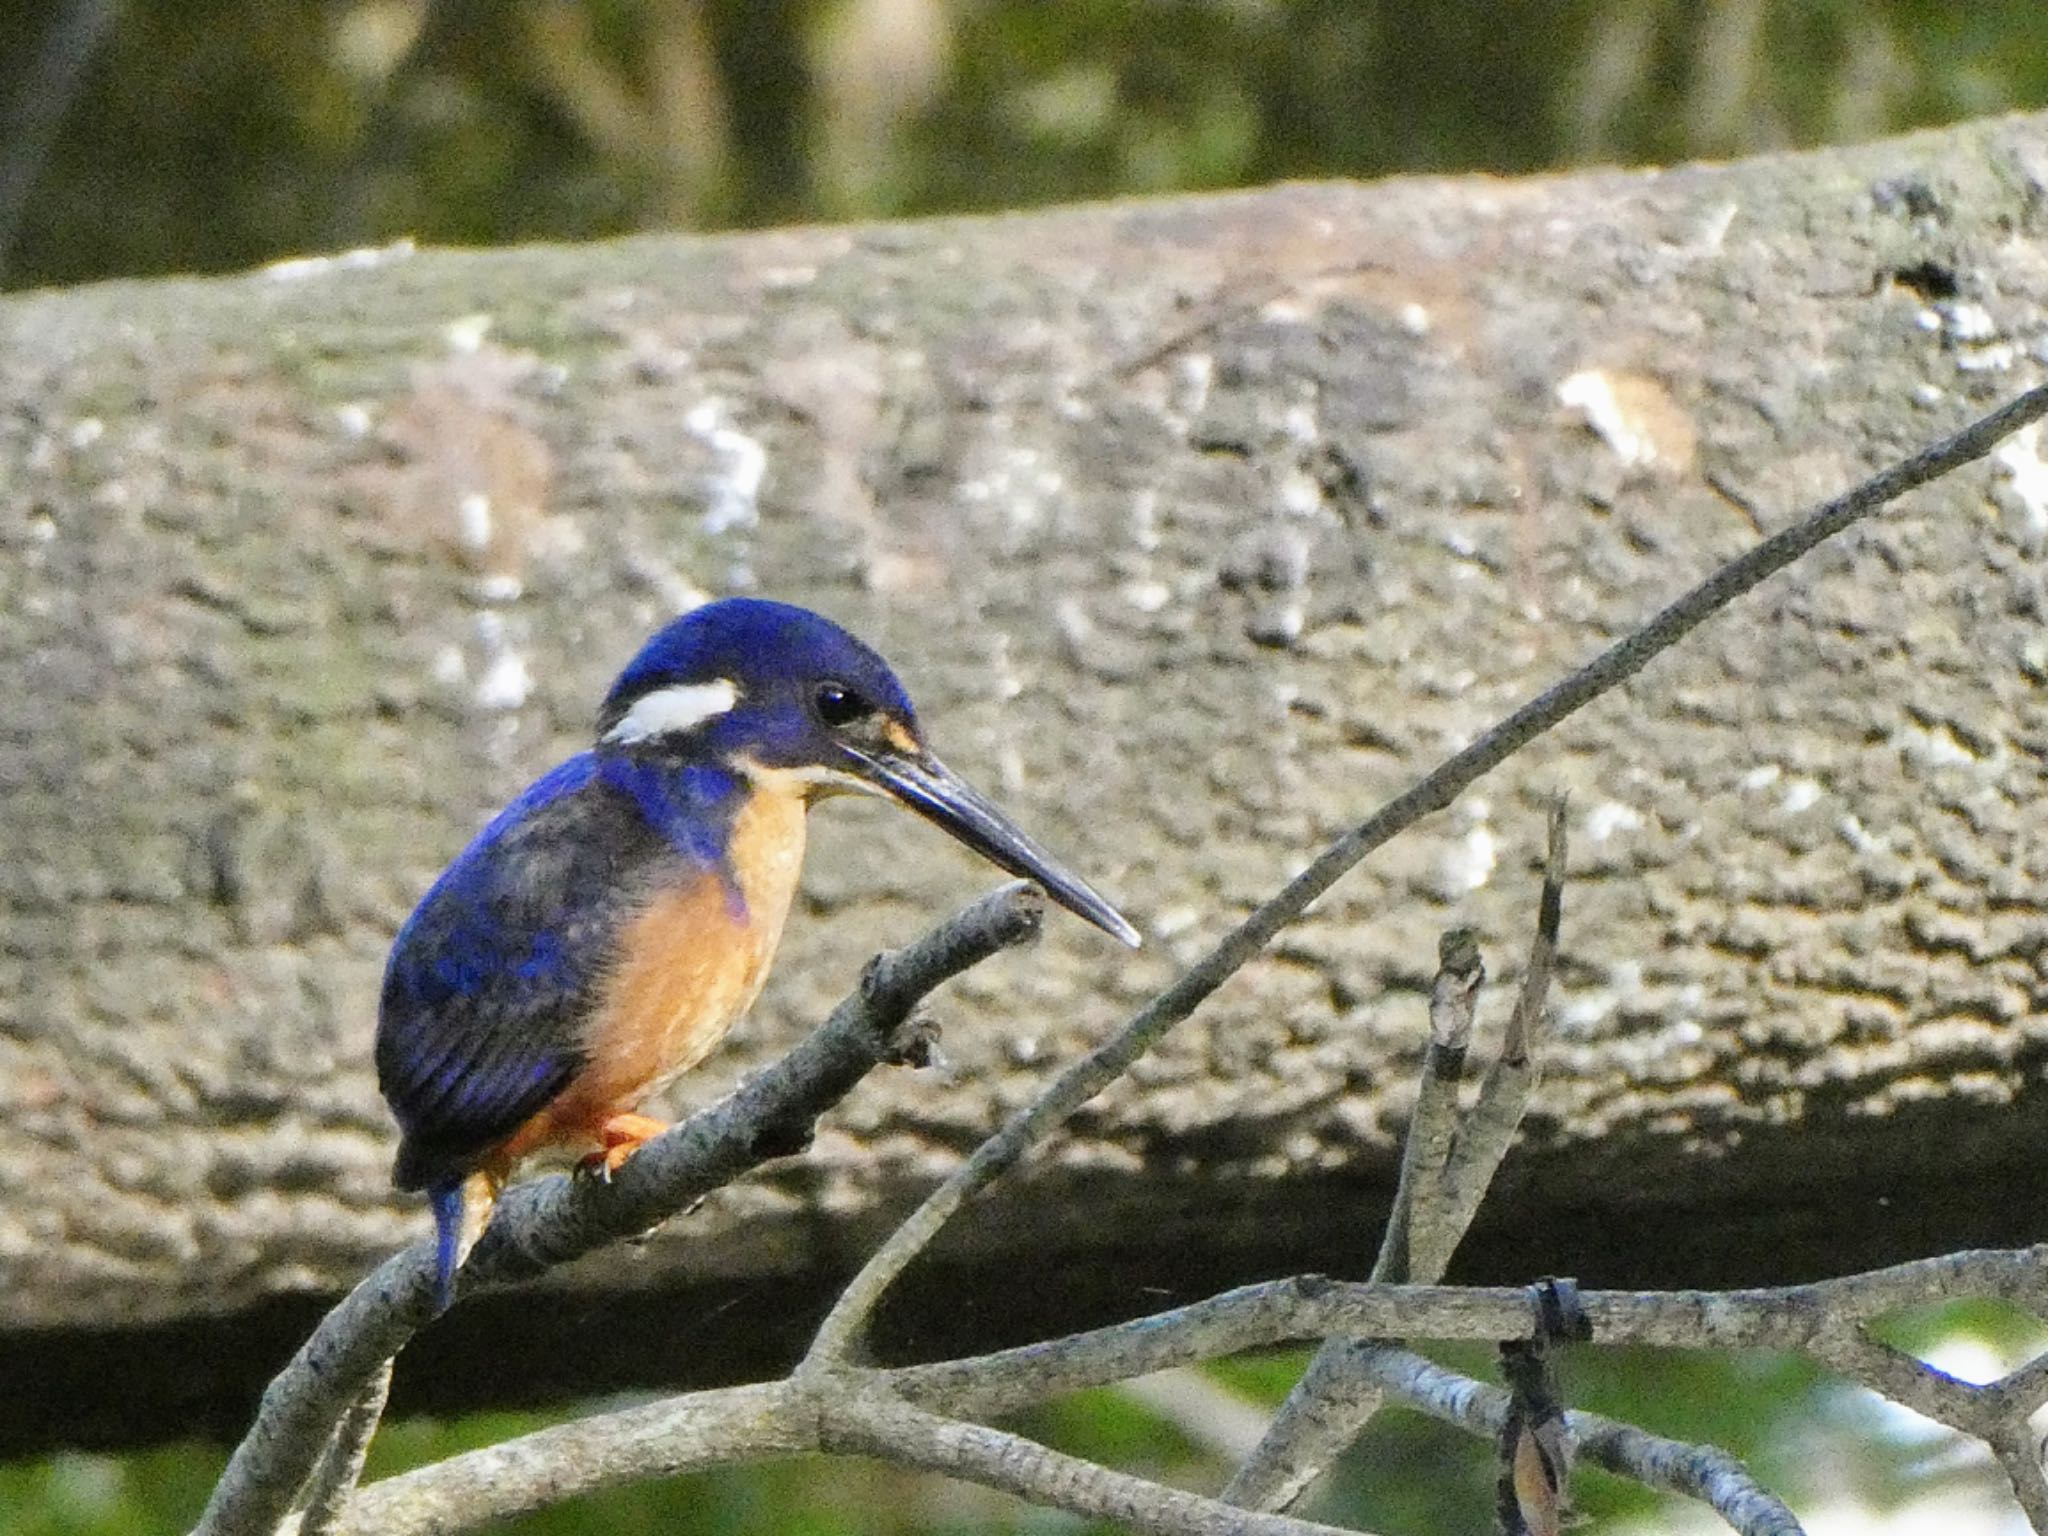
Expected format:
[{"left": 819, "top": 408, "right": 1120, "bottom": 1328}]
[{"left": 429, "top": 1181, "right": 464, "bottom": 1314}]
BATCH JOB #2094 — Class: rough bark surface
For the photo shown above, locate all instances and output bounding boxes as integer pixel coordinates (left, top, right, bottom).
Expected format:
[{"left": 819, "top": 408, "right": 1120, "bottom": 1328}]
[{"left": 7, "top": 112, "right": 2048, "bottom": 1451}]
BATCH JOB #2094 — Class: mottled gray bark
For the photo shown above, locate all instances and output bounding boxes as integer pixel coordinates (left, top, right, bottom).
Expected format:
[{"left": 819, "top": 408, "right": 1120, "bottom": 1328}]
[{"left": 6, "top": 110, "right": 2047, "bottom": 1451}]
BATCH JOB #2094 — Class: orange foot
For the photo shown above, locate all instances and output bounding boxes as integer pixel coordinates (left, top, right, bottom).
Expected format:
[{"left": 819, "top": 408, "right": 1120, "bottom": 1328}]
[{"left": 578, "top": 1112, "right": 671, "bottom": 1182}]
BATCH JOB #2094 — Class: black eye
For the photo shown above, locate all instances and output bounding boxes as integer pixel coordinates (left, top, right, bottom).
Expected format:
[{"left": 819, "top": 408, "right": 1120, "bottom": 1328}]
[{"left": 814, "top": 682, "right": 872, "bottom": 728}]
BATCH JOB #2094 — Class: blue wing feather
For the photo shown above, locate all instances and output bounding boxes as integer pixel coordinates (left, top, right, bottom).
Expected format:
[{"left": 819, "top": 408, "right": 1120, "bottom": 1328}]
[{"left": 377, "top": 750, "right": 747, "bottom": 1190}]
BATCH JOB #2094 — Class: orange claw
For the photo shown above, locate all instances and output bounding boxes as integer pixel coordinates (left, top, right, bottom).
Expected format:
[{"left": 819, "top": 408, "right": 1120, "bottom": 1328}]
[{"left": 578, "top": 1112, "right": 671, "bottom": 1181}]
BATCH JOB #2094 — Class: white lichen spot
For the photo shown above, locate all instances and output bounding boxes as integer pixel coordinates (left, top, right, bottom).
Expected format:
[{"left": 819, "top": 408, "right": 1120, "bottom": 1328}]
[
  {"left": 1837, "top": 814, "right": 1884, "bottom": 855},
  {"left": 1693, "top": 202, "right": 1738, "bottom": 253},
  {"left": 1994, "top": 422, "right": 2048, "bottom": 549},
  {"left": 1957, "top": 342, "right": 2017, "bottom": 373},
  {"left": 1779, "top": 777, "right": 1823, "bottom": 814},
  {"left": 471, "top": 612, "right": 531, "bottom": 711},
  {"left": 1261, "top": 605, "right": 1306, "bottom": 646},
  {"left": 1278, "top": 468, "right": 1322, "bottom": 517},
  {"left": 1923, "top": 299, "right": 2014, "bottom": 372},
  {"left": 430, "top": 644, "right": 467, "bottom": 686},
  {"left": 475, "top": 648, "right": 532, "bottom": 711},
  {"left": 995, "top": 743, "right": 1026, "bottom": 798},
  {"left": 1282, "top": 402, "right": 1319, "bottom": 445},
  {"left": 1739, "top": 763, "right": 1782, "bottom": 792},
  {"left": 1130, "top": 489, "right": 1161, "bottom": 553},
  {"left": 1894, "top": 720, "right": 1986, "bottom": 772},
  {"left": 1151, "top": 905, "right": 1201, "bottom": 940},
  {"left": 1671, "top": 990, "right": 1705, "bottom": 1030},
  {"left": 444, "top": 313, "right": 493, "bottom": 354},
  {"left": 1557, "top": 988, "right": 1617, "bottom": 1035},
  {"left": 1122, "top": 579, "right": 1172, "bottom": 613},
  {"left": 334, "top": 402, "right": 373, "bottom": 438},
  {"left": 1584, "top": 800, "right": 1644, "bottom": 842},
  {"left": 686, "top": 399, "right": 768, "bottom": 536},
  {"left": 68, "top": 418, "right": 104, "bottom": 449},
  {"left": 1257, "top": 298, "right": 1312, "bottom": 326},
  {"left": 1173, "top": 353, "right": 1214, "bottom": 418},
  {"left": 1399, "top": 302, "right": 1431, "bottom": 336},
  {"left": 1054, "top": 597, "right": 1094, "bottom": 649},
  {"left": 1438, "top": 800, "right": 1497, "bottom": 895},
  {"left": 1557, "top": 370, "right": 1653, "bottom": 467},
  {"left": 263, "top": 254, "right": 331, "bottom": 283},
  {"left": 986, "top": 630, "right": 1024, "bottom": 702},
  {"left": 1910, "top": 382, "right": 1945, "bottom": 407},
  {"left": 475, "top": 574, "right": 524, "bottom": 604},
  {"left": 456, "top": 492, "right": 493, "bottom": 553},
  {"left": 758, "top": 264, "right": 818, "bottom": 290},
  {"left": 1945, "top": 301, "right": 1998, "bottom": 343}
]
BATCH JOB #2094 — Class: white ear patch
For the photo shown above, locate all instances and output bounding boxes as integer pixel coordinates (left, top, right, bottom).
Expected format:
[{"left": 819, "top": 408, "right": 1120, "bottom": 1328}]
[{"left": 605, "top": 679, "right": 740, "bottom": 744}]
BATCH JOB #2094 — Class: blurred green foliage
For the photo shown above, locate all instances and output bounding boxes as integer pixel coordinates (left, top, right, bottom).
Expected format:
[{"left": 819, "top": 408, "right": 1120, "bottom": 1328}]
[
  {"left": 6, "top": 3, "right": 2048, "bottom": 1532},
  {"left": 5, "top": 1318, "right": 2043, "bottom": 1534},
  {"left": 4, "top": 0, "right": 2047, "bottom": 289}
]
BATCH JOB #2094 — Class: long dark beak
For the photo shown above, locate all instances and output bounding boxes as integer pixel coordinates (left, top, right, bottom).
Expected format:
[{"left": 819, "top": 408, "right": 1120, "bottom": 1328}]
[{"left": 849, "top": 747, "right": 1141, "bottom": 947}]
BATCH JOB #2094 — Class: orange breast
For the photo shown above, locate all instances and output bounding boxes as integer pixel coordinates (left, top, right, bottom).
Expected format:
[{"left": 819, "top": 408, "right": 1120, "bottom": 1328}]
[{"left": 510, "top": 785, "right": 808, "bottom": 1156}]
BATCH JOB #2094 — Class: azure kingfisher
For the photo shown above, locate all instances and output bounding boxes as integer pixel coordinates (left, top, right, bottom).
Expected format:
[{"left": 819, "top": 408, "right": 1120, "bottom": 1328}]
[{"left": 376, "top": 597, "right": 1137, "bottom": 1310}]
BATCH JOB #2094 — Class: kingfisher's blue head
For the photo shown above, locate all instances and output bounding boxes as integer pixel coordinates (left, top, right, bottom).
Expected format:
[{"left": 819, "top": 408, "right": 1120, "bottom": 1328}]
[{"left": 595, "top": 598, "right": 1138, "bottom": 946}]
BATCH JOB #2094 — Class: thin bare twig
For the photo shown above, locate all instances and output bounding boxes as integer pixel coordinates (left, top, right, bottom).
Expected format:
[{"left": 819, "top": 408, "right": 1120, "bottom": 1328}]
[
  {"left": 193, "top": 884, "right": 1046, "bottom": 1536},
  {"left": 1432, "top": 799, "right": 1569, "bottom": 1256},
  {"left": 1375, "top": 928, "right": 1483, "bottom": 1287},
  {"left": 818, "top": 1389, "right": 1374, "bottom": 1536},
  {"left": 808, "top": 381, "right": 2048, "bottom": 1369},
  {"left": 1227, "top": 804, "right": 1569, "bottom": 1510},
  {"left": 1986, "top": 1422, "right": 2048, "bottom": 1534},
  {"left": 304, "top": 1381, "right": 807, "bottom": 1536},
  {"left": 1355, "top": 1346, "right": 1803, "bottom": 1536},
  {"left": 293, "top": 1362, "right": 391, "bottom": 1536}
]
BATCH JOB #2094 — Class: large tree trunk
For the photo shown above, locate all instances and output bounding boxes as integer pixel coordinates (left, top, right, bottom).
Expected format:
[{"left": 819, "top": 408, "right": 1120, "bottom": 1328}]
[{"left": 8, "top": 110, "right": 2048, "bottom": 1454}]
